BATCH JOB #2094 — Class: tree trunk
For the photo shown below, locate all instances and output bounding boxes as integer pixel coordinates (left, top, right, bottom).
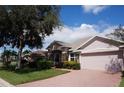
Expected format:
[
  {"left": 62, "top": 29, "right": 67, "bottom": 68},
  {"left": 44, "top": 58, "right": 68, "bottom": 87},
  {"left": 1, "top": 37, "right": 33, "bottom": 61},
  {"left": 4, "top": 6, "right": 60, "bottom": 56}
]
[
  {"left": 3, "top": 46, "right": 6, "bottom": 65},
  {"left": 16, "top": 48, "right": 22, "bottom": 69},
  {"left": 16, "top": 38, "right": 23, "bottom": 70}
]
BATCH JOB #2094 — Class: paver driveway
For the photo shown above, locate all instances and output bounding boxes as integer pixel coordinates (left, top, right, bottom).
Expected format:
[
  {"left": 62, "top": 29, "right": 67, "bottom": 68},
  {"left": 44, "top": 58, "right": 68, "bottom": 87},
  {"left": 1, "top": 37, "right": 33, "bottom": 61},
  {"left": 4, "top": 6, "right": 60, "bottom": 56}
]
[{"left": 17, "top": 70, "right": 121, "bottom": 87}]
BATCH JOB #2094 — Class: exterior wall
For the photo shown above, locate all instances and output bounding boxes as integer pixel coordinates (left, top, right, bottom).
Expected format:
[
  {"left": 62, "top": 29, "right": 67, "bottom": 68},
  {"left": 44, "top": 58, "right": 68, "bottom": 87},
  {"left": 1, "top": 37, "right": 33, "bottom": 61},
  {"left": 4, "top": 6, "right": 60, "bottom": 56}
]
[
  {"left": 47, "top": 42, "right": 70, "bottom": 64},
  {"left": 78, "top": 40, "right": 121, "bottom": 71},
  {"left": 47, "top": 43, "right": 63, "bottom": 51},
  {"left": 68, "top": 53, "right": 71, "bottom": 61},
  {"left": 79, "top": 40, "right": 118, "bottom": 51},
  {"left": 79, "top": 48, "right": 123, "bottom": 71},
  {"left": 62, "top": 52, "right": 68, "bottom": 62},
  {"left": 81, "top": 51, "right": 119, "bottom": 56},
  {"left": 52, "top": 43, "right": 61, "bottom": 50}
]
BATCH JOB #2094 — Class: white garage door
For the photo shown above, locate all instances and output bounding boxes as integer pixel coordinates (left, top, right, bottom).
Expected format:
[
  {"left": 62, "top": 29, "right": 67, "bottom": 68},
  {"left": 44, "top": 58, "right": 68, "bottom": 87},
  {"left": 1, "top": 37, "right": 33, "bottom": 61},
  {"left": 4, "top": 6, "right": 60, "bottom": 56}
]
[{"left": 80, "top": 53, "right": 118, "bottom": 71}]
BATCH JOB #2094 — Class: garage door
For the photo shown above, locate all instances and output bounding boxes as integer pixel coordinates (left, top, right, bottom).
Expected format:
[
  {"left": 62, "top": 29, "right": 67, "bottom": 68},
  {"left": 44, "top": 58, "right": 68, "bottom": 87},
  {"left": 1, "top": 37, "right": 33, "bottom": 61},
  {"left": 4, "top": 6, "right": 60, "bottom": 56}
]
[{"left": 80, "top": 52, "right": 119, "bottom": 71}]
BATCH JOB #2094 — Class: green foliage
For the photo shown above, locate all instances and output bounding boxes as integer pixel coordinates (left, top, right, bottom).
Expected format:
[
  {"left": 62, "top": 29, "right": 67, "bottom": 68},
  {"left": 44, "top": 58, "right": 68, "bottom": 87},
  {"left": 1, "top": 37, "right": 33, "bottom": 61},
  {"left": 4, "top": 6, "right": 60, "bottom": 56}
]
[
  {"left": 63, "top": 61, "right": 80, "bottom": 70},
  {"left": 11, "top": 50, "right": 18, "bottom": 56},
  {"left": 119, "top": 77, "right": 124, "bottom": 87},
  {"left": 0, "top": 5, "right": 61, "bottom": 69},
  {"left": 1, "top": 49, "right": 17, "bottom": 67},
  {"left": 55, "top": 62, "right": 63, "bottom": 68},
  {"left": 37, "top": 59, "right": 53, "bottom": 69},
  {"left": 0, "top": 6, "right": 61, "bottom": 49},
  {"left": 0, "top": 62, "right": 16, "bottom": 71},
  {"left": 0, "top": 69, "right": 69, "bottom": 85},
  {"left": 1, "top": 49, "right": 17, "bottom": 58},
  {"left": 23, "top": 50, "right": 31, "bottom": 54},
  {"left": 107, "top": 25, "right": 124, "bottom": 41}
]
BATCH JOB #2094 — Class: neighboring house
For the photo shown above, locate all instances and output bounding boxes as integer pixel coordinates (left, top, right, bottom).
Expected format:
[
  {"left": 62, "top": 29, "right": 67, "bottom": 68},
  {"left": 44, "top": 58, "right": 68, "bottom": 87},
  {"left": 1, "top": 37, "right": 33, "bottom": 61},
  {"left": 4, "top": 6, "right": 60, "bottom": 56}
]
[
  {"left": 22, "top": 50, "right": 47, "bottom": 62},
  {"left": 47, "top": 36, "right": 124, "bottom": 71},
  {"left": 30, "top": 50, "right": 47, "bottom": 57},
  {"left": 30, "top": 50, "right": 47, "bottom": 61}
]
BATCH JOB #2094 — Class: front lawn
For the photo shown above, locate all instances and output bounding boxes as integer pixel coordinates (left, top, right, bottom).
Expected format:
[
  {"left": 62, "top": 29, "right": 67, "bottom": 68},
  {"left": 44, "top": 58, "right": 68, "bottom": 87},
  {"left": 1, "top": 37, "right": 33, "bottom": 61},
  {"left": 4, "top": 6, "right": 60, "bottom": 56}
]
[
  {"left": 0, "top": 68, "right": 69, "bottom": 85},
  {"left": 119, "top": 77, "right": 124, "bottom": 87}
]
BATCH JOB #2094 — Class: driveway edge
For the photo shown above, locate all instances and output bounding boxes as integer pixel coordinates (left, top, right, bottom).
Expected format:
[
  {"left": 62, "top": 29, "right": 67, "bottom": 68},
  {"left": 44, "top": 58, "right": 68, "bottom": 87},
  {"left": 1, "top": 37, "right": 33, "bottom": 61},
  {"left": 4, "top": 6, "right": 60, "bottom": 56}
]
[{"left": 0, "top": 78, "right": 14, "bottom": 87}]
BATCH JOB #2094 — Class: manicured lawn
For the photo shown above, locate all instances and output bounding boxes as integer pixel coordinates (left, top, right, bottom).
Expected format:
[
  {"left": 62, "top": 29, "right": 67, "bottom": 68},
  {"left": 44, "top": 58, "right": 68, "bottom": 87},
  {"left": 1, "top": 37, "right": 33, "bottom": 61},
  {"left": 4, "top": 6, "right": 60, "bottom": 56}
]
[
  {"left": 0, "top": 68, "right": 69, "bottom": 85},
  {"left": 119, "top": 78, "right": 124, "bottom": 87}
]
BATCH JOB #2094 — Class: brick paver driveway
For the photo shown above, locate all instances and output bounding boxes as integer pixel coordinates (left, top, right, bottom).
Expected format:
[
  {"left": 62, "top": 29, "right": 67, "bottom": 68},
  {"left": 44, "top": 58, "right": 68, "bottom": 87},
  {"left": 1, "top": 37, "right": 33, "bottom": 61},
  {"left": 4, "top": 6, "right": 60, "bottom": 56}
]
[{"left": 17, "top": 70, "right": 121, "bottom": 87}]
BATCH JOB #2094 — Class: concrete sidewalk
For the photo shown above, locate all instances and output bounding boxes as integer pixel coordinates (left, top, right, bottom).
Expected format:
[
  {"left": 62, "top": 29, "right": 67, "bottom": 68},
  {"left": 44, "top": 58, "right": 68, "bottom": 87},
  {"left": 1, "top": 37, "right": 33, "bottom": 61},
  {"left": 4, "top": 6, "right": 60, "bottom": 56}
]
[{"left": 0, "top": 78, "right": 14, "bottom": 87}]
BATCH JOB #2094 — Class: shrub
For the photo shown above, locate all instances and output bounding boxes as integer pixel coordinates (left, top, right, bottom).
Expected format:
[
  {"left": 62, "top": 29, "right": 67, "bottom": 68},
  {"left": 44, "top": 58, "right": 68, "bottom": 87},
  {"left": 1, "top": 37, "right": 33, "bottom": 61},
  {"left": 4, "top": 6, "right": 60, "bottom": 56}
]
[
  {"left": 37, "top": 59, "right": 53, "bottom": 70},
  {"left": 63, "top": 61, "right": 80, "bottom": 70},
  {"left": 55, "top": 62, "right": 63, "bottom": 68},
  {"left": 28, "top": 61, "right": 37, "bottom": 68}
]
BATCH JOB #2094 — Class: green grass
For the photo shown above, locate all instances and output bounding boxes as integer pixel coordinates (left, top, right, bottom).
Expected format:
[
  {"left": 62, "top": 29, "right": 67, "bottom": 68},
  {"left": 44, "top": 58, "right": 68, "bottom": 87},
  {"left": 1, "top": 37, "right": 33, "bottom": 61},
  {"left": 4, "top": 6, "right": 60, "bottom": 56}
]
[
  {"left": 119, "top": 77, "right": 124, "bottom": 87},
  {"left": 0, "top": 68, "right": 69, "bottom": 85}
]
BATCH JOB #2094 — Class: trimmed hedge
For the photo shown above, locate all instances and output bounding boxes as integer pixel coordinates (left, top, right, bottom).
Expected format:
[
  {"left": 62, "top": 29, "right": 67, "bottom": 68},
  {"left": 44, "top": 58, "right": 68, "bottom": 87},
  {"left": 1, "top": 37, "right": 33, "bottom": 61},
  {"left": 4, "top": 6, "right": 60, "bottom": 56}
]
[
  {"left": 63, "top": 61, "right": 80, "bottom": 70},
  {"left": 37, "top": 59, "right": 53, "bottom": 69}
]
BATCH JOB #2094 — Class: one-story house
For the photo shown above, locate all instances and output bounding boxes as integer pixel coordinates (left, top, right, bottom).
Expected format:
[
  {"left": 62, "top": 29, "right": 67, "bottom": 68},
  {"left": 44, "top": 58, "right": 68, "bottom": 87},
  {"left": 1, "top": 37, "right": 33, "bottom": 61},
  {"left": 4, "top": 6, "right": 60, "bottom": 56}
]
[
  {"left": 22, "top": 50, "right": 47, "bottom": 62},
  {"left": 47, "top": 36, "right": 124, "bottom": 71}
]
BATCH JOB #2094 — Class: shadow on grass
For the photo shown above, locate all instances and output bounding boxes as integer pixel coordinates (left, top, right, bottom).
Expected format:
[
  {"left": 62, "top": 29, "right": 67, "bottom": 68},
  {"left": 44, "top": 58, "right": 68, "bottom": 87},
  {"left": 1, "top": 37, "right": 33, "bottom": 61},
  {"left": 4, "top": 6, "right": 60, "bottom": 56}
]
[{"left": 0, "top": 64, "right": 51, "bottom": 74}]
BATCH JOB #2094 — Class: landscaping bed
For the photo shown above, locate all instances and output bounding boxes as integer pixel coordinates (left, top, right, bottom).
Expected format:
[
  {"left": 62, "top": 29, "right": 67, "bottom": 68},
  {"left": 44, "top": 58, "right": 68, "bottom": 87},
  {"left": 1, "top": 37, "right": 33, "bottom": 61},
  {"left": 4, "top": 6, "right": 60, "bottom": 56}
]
[
  {"left": 0, "top": 68, "right": 69, "bottom": 85},
  {"left": 63, "top": 61, "right": 80, "bottom": 70}
]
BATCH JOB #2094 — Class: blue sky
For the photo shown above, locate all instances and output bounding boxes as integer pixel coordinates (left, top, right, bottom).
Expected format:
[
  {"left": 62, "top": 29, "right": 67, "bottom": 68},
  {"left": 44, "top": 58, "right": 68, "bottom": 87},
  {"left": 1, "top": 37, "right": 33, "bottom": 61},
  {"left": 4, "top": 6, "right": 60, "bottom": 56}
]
[
  {"left": 60, "top": 5, "right": 124, "bottom": 27},
  {"left": 44, "top": 5, "right": 124, "bottom": 48}
]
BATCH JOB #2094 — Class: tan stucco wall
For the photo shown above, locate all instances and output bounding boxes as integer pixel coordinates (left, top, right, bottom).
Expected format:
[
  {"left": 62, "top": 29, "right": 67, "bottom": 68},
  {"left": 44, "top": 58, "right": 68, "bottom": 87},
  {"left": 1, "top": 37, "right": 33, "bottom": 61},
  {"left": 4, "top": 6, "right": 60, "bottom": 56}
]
[
  {"left": 80, "top": 40, "right": 118, "bottom": 51},
  {"left": 79, "top": 40, "right": 120, "bottom": 71}
]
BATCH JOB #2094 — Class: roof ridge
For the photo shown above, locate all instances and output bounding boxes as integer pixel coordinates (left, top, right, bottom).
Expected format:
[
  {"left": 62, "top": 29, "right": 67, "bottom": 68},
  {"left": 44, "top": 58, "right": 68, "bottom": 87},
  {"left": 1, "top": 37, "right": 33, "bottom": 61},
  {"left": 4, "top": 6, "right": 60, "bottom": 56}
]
[
  {"left": 97, "top": 36, "right": 124, "bottom": 43},
  {"left": 75, "top": 36, "right": 95, "bottom": 50}
]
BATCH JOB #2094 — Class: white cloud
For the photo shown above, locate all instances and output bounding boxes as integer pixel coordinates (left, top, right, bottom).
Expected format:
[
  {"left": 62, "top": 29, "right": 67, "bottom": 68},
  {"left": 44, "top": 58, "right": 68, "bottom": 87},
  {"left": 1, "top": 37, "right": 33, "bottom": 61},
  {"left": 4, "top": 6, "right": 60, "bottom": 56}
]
[
  {"left": 101, "top": 26, "right": 116, "bottom": 36},
  {"left": 82, "top": 5, "right": 108, "bottom": 14},
  {"left": 0, "top": 24, "right": 117, "bottom": 52},
  {"left": 43, "top": 24, "right": 116, "bottom": 49}
]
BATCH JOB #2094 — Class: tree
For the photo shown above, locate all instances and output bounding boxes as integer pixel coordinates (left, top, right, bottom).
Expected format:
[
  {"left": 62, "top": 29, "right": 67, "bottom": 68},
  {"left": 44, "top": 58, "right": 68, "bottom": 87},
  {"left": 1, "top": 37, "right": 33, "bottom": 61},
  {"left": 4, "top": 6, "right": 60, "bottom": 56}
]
[
  {"left": 1, "top": 49, "right": 17, "bottom": 67},
  {"left": 107, "top": 25, "right": 124, "bottom": 41},
  {"left": 11, "top": 50, "right": 18, "bottom": 57},
  {"left": 0, "top": 6, "right": 61, "bottom": 69},
  {"left": 23, "top": 50, "right": 31, "bottom": 55},
  {"left": 1, "top": 49, "right": 11, "bottom": 63}
]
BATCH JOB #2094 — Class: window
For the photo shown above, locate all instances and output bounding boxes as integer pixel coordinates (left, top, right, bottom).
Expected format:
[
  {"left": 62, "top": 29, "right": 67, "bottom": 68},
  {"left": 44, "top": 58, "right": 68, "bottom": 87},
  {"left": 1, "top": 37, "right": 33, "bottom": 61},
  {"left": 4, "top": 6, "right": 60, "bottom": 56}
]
[
  {"left": 70, "top": 53, "right": 74, "bottom": 57},
  {"left": 70, "top": 53, "right": 77, "bottom": 61}
]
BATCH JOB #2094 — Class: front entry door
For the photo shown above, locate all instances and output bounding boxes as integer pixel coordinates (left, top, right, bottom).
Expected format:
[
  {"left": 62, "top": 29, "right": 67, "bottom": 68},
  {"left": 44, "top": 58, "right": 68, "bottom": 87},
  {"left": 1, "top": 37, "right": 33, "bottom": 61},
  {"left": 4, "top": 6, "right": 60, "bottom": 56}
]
[{"left": 52, "top": 50, "right": 62, "bottom": 67}]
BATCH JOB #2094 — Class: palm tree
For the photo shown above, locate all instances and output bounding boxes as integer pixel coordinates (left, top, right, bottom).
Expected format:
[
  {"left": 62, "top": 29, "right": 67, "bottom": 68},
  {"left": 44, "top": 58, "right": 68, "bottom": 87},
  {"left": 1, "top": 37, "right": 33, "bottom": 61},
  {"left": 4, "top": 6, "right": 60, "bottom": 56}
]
[
  {"left": 23, "top": 50, "right": 31, "bottom": 55},
  {"left": 1, "top": 49, "right": 17, "bottom": 67},
  {"left": 1, "top": 49, "right": 12, "bottom": 67}
]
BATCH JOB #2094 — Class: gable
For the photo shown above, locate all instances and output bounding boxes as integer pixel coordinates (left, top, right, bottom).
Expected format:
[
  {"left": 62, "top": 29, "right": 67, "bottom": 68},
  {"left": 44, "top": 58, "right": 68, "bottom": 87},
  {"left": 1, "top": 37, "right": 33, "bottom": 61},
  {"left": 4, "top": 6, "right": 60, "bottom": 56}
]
[
  {"left": 78, "top": 36, "right": 123, "bottom": 51},
  {"left": 79, "top": 40, "right": 118, "bottom": 51},
  {"left": 47, "top": 42, "right": 62, "bottom": 50}
]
